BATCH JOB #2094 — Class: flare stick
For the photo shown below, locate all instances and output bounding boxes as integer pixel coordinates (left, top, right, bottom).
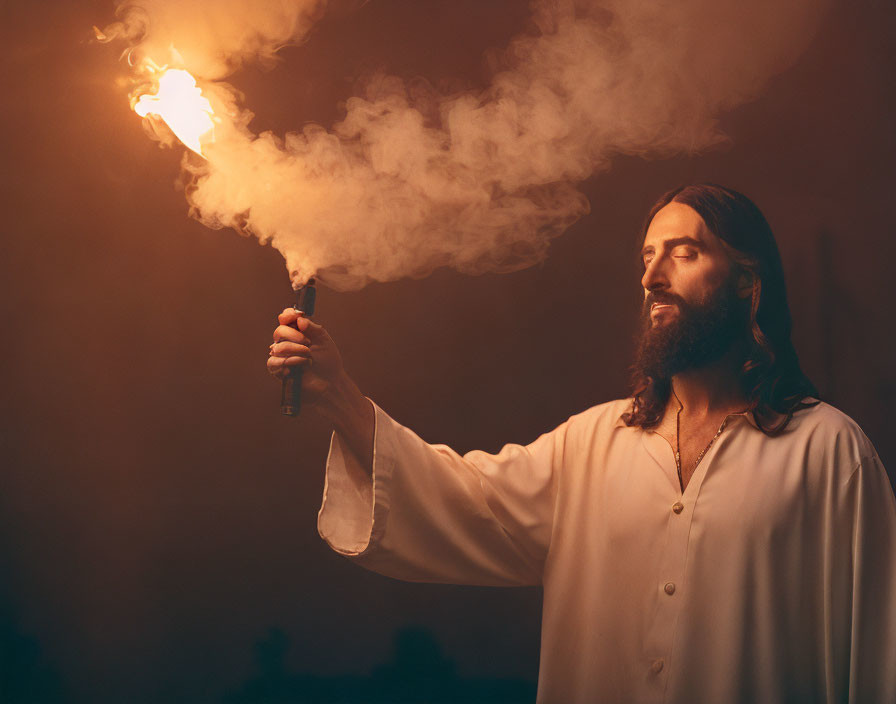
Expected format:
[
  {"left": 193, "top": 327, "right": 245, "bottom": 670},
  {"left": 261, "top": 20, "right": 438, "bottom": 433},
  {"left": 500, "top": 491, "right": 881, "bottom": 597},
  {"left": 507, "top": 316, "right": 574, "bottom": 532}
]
[{"left": 280, "top": 278, "right": 317, "bottom": 416}]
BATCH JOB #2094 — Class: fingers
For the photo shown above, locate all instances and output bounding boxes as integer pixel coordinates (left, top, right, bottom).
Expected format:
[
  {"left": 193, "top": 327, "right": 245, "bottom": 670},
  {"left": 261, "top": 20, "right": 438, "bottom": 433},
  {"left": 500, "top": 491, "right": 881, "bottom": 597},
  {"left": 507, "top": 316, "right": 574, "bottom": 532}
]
[
  {"left": 278, "top": 307, "right": 325, "bottom": 330},
  {"left": 269, "top": 309, "right": 326, "bottom": 381},
  {"left": 272, "top": 324, "right": 311, "bottom": 346},
  {"left": 275, "top": 309, "right": 326, "bottom": 340},
  {"left": 270, "top": 341, "right": 311, "bottom": 358},
  {"left": 278, "top": 307, "right": 301, "bottom": 325},
  {"left": 269, "top": 337, "right": 312, "bottom": 380},
  {"left": 266, "top": 352, "right": 312, "bottom": 379},
  {"left": 266, "top": 355, "right": 285, "bottom": 377},
  {"left": 295, "top": 315, "right": 324, "bottom": 336}
]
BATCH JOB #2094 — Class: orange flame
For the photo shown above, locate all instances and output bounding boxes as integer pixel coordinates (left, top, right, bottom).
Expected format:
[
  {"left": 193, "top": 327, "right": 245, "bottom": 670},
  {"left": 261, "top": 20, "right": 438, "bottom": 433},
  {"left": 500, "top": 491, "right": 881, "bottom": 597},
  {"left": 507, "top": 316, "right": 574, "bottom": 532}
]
[{"left": 133, "top": 68, "right": 215, "bottom": 158}]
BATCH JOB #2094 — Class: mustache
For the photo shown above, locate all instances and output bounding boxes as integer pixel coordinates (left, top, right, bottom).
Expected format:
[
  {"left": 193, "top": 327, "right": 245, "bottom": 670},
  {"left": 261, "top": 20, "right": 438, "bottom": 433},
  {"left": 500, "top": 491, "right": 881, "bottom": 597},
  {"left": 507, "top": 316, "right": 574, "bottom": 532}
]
[{"left": 643, "top": 291, "right": 687, "bottom": 310}]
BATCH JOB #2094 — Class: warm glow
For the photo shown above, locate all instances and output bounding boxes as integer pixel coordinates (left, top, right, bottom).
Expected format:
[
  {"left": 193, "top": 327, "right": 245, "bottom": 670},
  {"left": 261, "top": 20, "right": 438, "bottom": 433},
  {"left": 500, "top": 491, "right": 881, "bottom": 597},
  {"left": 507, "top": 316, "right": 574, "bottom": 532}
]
[{"left": 134, "top": 68, "right": 215, "bottom": 157}]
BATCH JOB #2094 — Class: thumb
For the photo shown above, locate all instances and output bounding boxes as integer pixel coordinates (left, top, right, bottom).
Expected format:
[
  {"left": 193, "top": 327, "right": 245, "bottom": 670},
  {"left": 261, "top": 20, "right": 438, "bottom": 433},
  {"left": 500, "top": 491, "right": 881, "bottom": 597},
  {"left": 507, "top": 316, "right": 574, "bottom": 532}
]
[{"left": 295, "top": 314, "right": 326, "bottom": 338}]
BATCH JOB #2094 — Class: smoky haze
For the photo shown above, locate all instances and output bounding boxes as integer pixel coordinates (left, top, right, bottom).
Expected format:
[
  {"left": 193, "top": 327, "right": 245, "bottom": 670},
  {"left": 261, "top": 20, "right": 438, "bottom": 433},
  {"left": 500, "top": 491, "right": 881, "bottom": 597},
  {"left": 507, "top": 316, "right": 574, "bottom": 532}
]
[{"left": 101, "top": 0, "right": 828, "bottom": 290}]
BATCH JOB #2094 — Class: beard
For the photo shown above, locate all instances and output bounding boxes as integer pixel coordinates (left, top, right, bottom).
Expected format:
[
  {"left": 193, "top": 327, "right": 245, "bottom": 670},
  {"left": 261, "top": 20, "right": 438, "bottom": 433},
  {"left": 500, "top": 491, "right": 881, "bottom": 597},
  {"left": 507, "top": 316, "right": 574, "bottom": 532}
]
[{"left": 632, "top": 279, "right": 747, "bottom": 382}]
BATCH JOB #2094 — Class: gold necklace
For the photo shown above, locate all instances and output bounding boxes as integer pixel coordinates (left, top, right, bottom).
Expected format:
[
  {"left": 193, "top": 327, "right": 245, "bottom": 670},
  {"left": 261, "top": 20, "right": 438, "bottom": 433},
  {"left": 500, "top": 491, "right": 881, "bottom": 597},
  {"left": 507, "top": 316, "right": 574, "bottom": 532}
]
[{"left": 674, "top": 408, "right": 730, "bottom": 492}]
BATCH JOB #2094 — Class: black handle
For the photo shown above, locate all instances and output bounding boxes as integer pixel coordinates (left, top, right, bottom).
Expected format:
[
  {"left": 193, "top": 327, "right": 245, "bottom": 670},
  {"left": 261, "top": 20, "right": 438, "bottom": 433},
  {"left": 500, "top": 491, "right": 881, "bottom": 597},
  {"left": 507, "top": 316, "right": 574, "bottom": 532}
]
[{"left": 280, "top": 280, "right": 317, "bottom": 417}]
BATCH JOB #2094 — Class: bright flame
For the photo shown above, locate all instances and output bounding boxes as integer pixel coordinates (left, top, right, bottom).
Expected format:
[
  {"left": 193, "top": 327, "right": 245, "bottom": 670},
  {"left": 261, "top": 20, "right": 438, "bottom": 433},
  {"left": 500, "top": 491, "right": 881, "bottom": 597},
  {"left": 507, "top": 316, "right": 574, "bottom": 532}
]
[{"left": 134, "top": 68, "right": 215, "bottom": 157}]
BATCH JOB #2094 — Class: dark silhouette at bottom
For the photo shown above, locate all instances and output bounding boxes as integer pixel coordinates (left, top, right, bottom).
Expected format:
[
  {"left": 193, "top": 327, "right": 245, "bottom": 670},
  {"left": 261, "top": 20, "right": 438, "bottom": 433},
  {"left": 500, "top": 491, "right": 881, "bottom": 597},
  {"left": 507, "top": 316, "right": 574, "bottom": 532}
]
[
  {"left": 224, "top": 627, "right": 536, "bottom": 703},
  {"left": 0, "top": 603, "right": 64, "bottom": 703}
]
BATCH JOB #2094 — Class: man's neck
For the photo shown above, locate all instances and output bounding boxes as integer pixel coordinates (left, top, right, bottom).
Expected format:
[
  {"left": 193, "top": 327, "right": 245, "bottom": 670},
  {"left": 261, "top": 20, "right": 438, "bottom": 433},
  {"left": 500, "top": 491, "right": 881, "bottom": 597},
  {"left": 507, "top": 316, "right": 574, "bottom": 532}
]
[{"left": 667, "top": 345, "right": 747, "bottom": 421}]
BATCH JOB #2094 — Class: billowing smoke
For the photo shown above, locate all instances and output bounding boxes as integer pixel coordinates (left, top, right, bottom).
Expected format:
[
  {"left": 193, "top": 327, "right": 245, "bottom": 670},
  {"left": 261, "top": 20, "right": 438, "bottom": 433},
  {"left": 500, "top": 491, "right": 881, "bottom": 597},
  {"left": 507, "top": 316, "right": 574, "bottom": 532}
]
[{"left": 101, "top": 0, "right": 828, "bottom": 290}]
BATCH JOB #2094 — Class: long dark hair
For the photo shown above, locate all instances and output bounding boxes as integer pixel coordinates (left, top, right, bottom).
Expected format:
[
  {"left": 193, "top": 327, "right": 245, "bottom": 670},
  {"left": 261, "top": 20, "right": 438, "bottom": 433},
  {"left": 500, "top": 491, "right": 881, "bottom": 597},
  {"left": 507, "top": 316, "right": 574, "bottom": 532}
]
[{"left": 622, "top": 184, "right": 818, "bottom": 435}]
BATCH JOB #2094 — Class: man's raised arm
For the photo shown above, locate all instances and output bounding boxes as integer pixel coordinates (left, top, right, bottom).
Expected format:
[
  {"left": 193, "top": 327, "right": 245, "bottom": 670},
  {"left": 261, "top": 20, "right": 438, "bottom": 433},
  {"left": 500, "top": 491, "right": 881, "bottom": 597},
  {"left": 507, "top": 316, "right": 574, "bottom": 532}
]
[{"left": 265, "top": 309, "right": 564, "bottom": 586}]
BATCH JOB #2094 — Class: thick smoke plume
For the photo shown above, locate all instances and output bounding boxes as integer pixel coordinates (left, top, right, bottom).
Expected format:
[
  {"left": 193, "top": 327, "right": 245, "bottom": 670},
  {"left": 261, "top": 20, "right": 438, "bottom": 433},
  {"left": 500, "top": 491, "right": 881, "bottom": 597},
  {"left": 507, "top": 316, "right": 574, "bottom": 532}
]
[{"left": 102, "top": 0, "right": 827, "bottom": 290}]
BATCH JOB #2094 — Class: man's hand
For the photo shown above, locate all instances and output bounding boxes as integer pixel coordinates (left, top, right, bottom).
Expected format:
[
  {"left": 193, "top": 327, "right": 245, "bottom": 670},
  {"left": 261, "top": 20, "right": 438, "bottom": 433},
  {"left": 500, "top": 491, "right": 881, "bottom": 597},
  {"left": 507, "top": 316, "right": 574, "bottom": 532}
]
[
  {"left": 268, "top": 308, "right": 343, "bottom": 404},
  {"left": 267, "top": 309, "right": 374, "bottom": 473}
]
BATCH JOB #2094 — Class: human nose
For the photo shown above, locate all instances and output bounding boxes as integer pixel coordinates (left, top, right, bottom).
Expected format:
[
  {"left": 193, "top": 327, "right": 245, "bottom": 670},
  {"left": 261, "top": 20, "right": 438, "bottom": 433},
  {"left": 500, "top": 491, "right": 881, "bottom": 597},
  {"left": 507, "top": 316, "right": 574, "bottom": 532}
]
[{"left": 640, "top": 255, "right": 669, "bottom": 293}]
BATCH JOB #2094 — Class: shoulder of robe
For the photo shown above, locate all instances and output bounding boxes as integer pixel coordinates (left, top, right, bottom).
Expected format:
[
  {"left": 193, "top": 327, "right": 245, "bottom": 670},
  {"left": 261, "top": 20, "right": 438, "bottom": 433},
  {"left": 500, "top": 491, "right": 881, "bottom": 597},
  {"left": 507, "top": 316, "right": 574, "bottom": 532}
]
[
  {"left": 563, "top": 397, "right": 634, "bottom": 439},
  {"left": 787, "top": 400, "right": 880, "bottom": 474}
]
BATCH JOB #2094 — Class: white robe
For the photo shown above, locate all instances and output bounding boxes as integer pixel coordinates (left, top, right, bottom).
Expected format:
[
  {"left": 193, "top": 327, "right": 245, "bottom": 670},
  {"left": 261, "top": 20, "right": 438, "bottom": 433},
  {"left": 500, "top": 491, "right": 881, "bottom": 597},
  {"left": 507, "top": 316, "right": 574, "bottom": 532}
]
[{"left": 318, "top": 398, "right": 896, "bottom": 703}]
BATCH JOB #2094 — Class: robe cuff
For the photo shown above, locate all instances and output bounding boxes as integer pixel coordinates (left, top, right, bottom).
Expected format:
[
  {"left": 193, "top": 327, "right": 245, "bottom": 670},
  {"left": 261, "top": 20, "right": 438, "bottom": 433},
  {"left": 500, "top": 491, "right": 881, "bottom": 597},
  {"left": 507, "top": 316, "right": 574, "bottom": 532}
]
[{"left": 317, "top": 399, "right": 393, "bottom": 556}]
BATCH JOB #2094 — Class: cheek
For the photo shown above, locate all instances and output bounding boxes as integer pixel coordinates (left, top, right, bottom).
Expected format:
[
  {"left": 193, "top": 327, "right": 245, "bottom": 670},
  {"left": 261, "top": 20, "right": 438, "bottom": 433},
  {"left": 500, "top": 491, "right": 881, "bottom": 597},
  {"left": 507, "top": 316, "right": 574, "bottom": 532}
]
[{"left": 677, "top": 264, "right": 731, "bottom": 304}]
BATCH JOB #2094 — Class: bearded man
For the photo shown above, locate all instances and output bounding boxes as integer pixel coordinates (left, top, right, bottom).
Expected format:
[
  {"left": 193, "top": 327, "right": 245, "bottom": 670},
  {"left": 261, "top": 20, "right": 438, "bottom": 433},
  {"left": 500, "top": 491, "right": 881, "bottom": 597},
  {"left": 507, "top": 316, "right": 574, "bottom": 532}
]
[{"left": 267, "top": 184, "right": 896, "bottom": 703}]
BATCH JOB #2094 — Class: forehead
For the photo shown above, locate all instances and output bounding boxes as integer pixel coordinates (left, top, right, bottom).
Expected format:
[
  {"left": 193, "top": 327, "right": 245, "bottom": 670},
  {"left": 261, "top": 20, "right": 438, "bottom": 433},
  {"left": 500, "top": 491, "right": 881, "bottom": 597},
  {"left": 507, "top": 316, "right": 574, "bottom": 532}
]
[{"left": 642, "top": 202, "right": 716, "bottom": 249}]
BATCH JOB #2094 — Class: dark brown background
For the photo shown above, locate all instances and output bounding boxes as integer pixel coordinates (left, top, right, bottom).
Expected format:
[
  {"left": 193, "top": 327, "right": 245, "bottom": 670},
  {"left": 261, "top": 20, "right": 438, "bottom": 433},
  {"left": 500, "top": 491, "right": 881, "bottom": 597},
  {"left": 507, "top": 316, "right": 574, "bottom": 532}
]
[{"left": 1, "top": 0, "right": 894, "bottom": 701}]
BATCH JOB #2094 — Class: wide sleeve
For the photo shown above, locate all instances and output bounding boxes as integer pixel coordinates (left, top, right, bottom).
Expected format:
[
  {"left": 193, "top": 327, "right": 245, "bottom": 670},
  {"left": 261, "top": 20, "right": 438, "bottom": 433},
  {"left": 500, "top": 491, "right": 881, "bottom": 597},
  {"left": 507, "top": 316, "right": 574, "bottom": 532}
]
[
  {"left": 841, "top": 455, "right": 896, "bottom": 703},
  {"left": 317, "top": 400, "right": 568, "bottom": 586}
]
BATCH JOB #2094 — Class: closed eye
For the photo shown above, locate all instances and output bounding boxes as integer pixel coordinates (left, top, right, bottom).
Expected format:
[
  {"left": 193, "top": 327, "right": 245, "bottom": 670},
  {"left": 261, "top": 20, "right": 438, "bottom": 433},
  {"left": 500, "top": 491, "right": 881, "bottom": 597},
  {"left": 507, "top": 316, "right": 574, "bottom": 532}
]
[{"left": 672, "top": 247, "right": 697, "bottom": 259}]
